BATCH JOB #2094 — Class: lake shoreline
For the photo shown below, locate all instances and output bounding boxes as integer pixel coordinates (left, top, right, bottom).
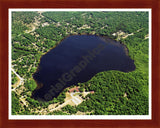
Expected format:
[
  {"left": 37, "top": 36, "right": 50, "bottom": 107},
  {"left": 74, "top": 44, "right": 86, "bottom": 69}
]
[{"left": 32, "top": 34, "right": 134, "bottom": 101}]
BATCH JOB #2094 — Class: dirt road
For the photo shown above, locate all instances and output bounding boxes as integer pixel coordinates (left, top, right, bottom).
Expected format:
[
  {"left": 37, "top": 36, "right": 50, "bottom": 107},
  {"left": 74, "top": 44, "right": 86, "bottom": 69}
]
[{"left": 11, "top": 68, "right": 24, "bottom": 91}]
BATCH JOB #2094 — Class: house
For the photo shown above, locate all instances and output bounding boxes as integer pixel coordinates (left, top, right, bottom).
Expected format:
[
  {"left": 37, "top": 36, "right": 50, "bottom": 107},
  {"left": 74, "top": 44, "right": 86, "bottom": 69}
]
[
  {"left": 90, "top": 91, "right": 94, "bottom": 94},
  {"left": 69, "top": 87, "right": 80, "bottom": 93}
]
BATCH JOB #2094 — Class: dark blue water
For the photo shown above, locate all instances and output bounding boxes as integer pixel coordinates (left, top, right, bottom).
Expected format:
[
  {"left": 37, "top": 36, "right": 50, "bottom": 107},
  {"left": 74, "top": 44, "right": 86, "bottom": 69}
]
[{"left": 32, "top": 35, "right": 135, "bottom": 101}]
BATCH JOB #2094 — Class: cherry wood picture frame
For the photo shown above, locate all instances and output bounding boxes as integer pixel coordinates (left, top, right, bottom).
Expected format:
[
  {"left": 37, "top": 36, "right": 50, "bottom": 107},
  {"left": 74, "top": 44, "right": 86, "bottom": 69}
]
[{"left": 0, "top": 0, "right": 160, "bottom": 128}]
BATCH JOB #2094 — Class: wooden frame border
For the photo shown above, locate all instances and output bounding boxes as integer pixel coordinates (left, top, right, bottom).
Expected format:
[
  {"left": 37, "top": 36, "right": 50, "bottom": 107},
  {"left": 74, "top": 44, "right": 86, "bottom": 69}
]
[{"left": 0, "top": 0, "right": 160, "bottom": 128}]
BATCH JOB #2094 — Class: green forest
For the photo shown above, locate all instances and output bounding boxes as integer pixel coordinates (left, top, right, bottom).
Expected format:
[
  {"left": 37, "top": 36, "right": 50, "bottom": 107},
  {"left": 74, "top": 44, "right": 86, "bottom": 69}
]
[{"left": 11, "top": 11, "right": 149, "bottom": 115}]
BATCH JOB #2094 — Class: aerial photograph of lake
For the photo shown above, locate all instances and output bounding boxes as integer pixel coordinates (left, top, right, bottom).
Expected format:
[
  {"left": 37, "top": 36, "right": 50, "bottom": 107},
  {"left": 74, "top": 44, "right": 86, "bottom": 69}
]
[{"left": 10, "top": 9, "right": 151, "bottom": 118}]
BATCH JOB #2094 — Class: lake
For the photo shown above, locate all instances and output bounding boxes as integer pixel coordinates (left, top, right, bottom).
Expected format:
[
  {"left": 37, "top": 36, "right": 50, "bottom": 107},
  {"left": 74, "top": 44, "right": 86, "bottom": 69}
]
[{"left": 32, "top": 35, "right": 136, "bottom": 101}]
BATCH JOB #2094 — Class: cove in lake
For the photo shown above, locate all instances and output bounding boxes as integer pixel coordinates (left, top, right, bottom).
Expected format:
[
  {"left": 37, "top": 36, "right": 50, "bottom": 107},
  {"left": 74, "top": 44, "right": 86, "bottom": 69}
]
[{"left": 32, "top": 35, "right": 136, "bottom": 101}]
